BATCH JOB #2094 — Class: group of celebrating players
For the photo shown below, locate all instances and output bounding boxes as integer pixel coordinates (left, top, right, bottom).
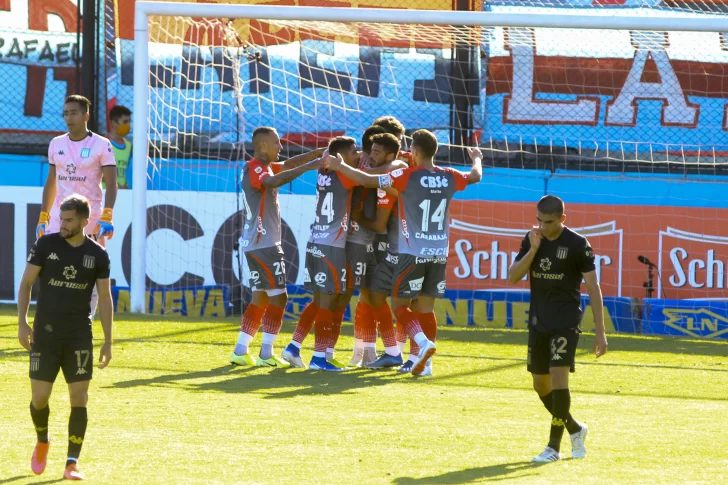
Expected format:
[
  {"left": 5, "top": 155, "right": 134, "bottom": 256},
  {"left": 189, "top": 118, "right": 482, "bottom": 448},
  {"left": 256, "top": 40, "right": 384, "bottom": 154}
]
[{"left": 17, "top": 96, "right": 609, "bottom": 480}]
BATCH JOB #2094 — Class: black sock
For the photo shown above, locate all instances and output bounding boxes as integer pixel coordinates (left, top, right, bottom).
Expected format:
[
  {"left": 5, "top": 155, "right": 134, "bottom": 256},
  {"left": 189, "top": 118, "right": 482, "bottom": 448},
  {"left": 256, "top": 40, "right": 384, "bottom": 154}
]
[
  {"left": 30, "top": 403, "right": 50, "bottom": 443},
  {"left": 540, "top": 391, "right": 582, "bottom": 436},
  {"left": 67, "top": 407, "right": 88, "bottom": 465}
]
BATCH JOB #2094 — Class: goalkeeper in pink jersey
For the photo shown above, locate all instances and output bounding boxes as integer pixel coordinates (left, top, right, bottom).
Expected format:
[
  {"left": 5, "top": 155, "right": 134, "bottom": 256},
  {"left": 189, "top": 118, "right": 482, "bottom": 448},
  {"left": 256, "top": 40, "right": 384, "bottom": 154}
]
[{"left": 37, "top": 95, "right": 117, "bottom": 317}]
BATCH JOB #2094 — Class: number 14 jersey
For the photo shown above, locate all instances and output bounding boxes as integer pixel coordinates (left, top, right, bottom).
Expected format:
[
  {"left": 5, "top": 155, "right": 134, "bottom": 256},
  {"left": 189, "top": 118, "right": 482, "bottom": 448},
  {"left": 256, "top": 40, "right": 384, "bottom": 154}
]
[
  {"left": 390, "top": 166, "right": 469, "bottom": 258},
  {"left": 308, "top": 169, "right": 357, "bottom": 248}
]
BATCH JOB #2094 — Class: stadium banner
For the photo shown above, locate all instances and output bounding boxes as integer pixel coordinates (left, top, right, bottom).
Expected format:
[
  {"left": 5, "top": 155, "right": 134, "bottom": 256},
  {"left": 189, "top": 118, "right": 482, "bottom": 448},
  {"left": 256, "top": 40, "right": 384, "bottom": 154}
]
[
  {"left": 642, "top": 299, "right": 728, "bottom": 340},
  {"left": 0, "top": 1, "right": 726, "bottom": 152},
  {"left": 286, "top": 285, "right": 637, "bottom": 332},
  {"left": 112, "top": 285, "right": 230, "bottom": 317},
  {"left": 4, "top": 187, "right": 728, "bottom": 305}
]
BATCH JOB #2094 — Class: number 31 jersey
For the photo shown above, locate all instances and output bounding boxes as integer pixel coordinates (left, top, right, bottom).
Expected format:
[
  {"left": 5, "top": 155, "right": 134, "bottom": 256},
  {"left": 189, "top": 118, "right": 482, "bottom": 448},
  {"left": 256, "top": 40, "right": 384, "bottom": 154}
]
[{"left": 390, "top": 166, "right": 469, "bottom": 257}]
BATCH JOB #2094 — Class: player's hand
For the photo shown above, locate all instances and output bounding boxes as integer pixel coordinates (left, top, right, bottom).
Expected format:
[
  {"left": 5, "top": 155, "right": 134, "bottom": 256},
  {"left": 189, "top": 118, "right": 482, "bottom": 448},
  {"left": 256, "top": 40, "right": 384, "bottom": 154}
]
[
  {"left": 594, "top": 332, "right": 608, "bottom": 358},
  {"left": 528, "top": 229, "right": 543, "bottom": 251},
  {"left": 94, "top": 208, "right": 114, "bottom": 241},
  {"left": 18, "top": 320, "right": 33, "bottom": 351},
  {"left": 99, "top": 342, "right": 112, "bottom": 369},
  {"left": 467, "top": 147, "right": 483, "bottom": 162},
  {"left": 328, "top": 153, "right": 344, "bottom": 171},
  {"left": 36, "top": 211, "right": 50, "bottom": 240}
]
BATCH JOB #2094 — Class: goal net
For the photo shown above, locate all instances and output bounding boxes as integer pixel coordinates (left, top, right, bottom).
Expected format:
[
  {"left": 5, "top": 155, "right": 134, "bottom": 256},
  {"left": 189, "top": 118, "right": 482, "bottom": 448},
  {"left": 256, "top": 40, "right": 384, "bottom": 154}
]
[{"left": 130, "top": 2, "right": 728, "bottom": 337}]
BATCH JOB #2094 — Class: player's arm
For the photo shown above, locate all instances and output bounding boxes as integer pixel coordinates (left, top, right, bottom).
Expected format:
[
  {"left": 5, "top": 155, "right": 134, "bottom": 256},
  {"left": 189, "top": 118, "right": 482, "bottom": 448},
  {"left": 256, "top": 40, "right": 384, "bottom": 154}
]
[
  {"left": 364, "top": 160, "right": 408, "bottom": 175},
  {"left": 583, "top": 270, "right": 608, "bottom": 358},
  {"left": 508, "top": 231, "right": 541, "bottom": 284},
  {"left": 261, "top": 156, "right": 326, "bottom": 189},
  {"left": 357, "top": 205, "right": 392, "bottom": 234},
  {"left": 17, "top": 262, "right": 42, "bottom": 351},
  {"left": 329, "top": 155, "right": 394, "bottom": 189},
  {"left": 96, "top": 277, "right": 113, "bottom": 368},
  {"left": 37, "top": 166, "right": 57, "bottom": 239},
  {"left": 96, "top": 142, "right": 119, "bottom": 240},
  {"left": 280, "top": 147, "right": 326, "bottom": 170},
  {"left": 466, "top": 147, "right": 483, "bottom": 185}
]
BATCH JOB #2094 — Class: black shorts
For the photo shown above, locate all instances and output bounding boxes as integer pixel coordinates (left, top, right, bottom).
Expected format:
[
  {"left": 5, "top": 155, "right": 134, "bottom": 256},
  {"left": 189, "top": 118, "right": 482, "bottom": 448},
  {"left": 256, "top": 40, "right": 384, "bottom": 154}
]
[
  {"left": 370, "top": 252, "right": 398, "bottom": 294},
  {"left": 304, "top": 243, "right": 348, "bottom": 295},
  {"left": 392, "top": 254, "right": 447, "bottom": 299},
  {"left": 374, "top": 234, "right": 389, "bottom": 265},
  {"left": 346, "top": 242, "right": 376, "bottom": 291},
  {"left": 30, "top": 338, "right": 94, "bottom": 384},
  {"left": 527, "top": 326, "right": 580, "bottom": 375},
  {"left": 245, "top": 245, "right": 286, "bottom": 291}
]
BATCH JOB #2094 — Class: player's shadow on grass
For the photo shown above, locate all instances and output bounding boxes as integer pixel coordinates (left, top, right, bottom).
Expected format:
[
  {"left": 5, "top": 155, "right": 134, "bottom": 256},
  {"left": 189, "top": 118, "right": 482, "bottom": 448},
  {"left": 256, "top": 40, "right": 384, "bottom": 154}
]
[
  {"left": 393, "top": 461, "right": 547, "bottom": 484},
  {"left": 0, "top": 476, "right": 35, "bottom": 484},
  {"left": 110, "top": 364, "right": 404, "bottom": 398}
]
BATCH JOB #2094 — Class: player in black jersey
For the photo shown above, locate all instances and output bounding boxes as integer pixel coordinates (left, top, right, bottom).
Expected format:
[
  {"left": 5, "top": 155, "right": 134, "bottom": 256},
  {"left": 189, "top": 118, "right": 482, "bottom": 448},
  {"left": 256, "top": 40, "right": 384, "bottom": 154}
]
[
  {"left": 17, "top": 195, "right": 113, "bottom": 480},
  {"left": 508, "top": 195, "right": 608, "bottom": 462}
]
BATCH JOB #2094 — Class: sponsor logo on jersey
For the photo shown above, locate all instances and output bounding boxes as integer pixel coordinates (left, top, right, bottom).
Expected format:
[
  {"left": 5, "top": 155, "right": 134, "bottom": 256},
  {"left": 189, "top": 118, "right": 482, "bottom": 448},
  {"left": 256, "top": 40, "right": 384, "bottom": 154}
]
[
  {"left": 47, "top": 252, "right": 59, "bottom": 260},
  {"left": 378, "top": 241, "right": 388, "bottom": 251},
  {"left": 317, "top": 173, "right": 332, "bottom": 187},
  {"left": 83, "top": 255, "right": 95, "bottom": 269},
  {"left": 44, "top": 324, "right": 53, "bottom": 333},
  {"left": 366, "top": 244, "right": 374, "bottom": 253},
  {"left": 256, "top": 216, "right": 266, "bottom": 235},
  {"left": 408, "top": 276, "right": 424, "bottom": 292},
  {"left": 250, "top": 271, "right": 260, "bottom": 282},
  {"left": 63, "top": 265, "right": 77, "bottom": 280},
  {"left": 66, "top": 163, "right": 77, "bottom": 175},
  {"left": 80, "top": 148, "right": 91, "bottom": 158},
  {"left": 254, "top": 166, "right": 263, "bottom": 174},
  {"left": 303, "top": 269, "right": 311, "bottom": 283},
  {"left": 539, "top": 258, "right": 552, "bottom": 272},
  {"left": 420, "top": 175, "right": 449, "bottom": 188},
  {"left": 386, "top": 253, "right": 398, "bottom": 264},
  {"left": 390, "top": 168, "right": 404, "bottom": 178},
  {"left": 306, "top": 246, "right": 326, "bottom": 258},
  {"left": 315, "top": 272, "right": 327, "bottom": 286},
  {"left": 557, "top": 246, "right": 568, "bottom": 259},
  {"left": 355, "top": 275, "right": 362, "bottom": 286},
  {"left": 437, "top": 281, "right": 447, "bottom": 292},
  {"left": 277, "top": 275, "right": 285, "bottom": 285},
  {"left": 401, "top": 218, "right": 410, "bottom": 240}
]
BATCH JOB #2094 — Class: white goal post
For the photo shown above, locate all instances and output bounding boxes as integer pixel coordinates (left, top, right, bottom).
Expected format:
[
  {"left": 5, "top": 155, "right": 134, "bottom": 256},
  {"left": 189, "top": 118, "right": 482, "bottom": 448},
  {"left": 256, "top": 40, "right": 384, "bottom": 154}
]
[{"left": 131, "top": 1, "right": 728, "bottom": 313}]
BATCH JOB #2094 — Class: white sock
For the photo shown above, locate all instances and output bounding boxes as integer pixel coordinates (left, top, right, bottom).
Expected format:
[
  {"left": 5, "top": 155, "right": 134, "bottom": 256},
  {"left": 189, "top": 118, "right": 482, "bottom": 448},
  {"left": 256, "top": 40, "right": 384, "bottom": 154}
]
[
  {"left": 384, "top": 346, "right": 399, "bottom": 357},
  {"left": 354, "top": 338, "right": 364, "bottom": 350},
  {"left": 290, "top": 340, "right": 301, "bottom": 349},
  {"left": 363, "top": 342, "right": 376, "bottom": 350},
  {"left": 262, "top": 332, "right": 277, "bottom": 345},
  {"left": 313, "top": 351, "right": 325, "bottom": 358},
  {"left": 408, "top": 354, "right": 417, "bottom": 363},
  {"left": 233, "top": 332, "right": 254, "bottom": 355},
  {"left": 413, "top": 332, "right": 428, "bottom": 348},
  {"left": 397, "top": 341, "right": 405, "bottom": 352}
]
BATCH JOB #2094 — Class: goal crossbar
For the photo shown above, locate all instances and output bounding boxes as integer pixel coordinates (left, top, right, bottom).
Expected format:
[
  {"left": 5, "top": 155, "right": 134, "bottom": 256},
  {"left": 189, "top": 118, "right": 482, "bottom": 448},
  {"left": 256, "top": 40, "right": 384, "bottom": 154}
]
[{"left": 130, "top": 1, "right": 728, "bottom": 312}]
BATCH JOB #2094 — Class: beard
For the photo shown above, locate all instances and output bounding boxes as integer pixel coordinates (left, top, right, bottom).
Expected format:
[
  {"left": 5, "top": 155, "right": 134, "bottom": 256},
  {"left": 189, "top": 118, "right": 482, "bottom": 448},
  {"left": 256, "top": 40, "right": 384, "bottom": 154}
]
[{"left": 60, "top": 227, "right": 82, "bottom": 239}]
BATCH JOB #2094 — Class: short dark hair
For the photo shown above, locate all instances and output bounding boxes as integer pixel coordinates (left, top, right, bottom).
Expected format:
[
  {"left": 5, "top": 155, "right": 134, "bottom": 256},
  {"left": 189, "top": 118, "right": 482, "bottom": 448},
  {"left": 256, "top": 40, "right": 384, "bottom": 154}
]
[
  {"left": 109, "top": 105, "right": 131, "bottom": 122},
  {"left": 373, "top": 116, "right": 405, "bottom": 138},
  {"left": 65, "top": 95, "right": 91, "bottom": 113},
  {"left": 537, "top": 195, "right": 565, "bottom": 216},
  {"left": 361, "top": 125, "right": 387, "bottom": 153},
  {"left": 411, "top": 129, "right": 438, "bottom": 159},
  {"left": 252, "top": 126, "right": 277, "bottom": 144},
  {"left": 328, "top": 136, "right": 356, "bottom": 157},
  {"left": 59, "top": 195, "right": 91, "bottom": 219},
  {"left": 370, "top": 133, "right": 400, "bottom": 156}
]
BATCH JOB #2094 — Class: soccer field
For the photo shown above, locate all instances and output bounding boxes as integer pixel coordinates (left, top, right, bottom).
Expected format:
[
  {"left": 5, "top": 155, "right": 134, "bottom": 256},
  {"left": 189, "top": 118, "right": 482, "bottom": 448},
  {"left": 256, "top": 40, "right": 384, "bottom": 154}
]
[{"left": 1, "top": 307, "right": 726, "bottom": 485}]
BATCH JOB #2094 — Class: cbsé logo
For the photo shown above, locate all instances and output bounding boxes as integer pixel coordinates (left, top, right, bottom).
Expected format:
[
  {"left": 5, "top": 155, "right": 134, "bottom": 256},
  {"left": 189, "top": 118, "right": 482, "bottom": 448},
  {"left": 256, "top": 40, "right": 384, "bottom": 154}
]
[{"left": 420, "top": 175, "right": 449, "bottom": 188}]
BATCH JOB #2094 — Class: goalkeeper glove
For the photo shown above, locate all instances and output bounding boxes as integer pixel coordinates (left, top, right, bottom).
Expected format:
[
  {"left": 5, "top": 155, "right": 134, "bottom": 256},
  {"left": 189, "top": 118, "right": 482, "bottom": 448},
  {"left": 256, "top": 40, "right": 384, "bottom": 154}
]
[
  {"left": 94, "top": 208, "right": 114, "bottom": 240},
  {"left": 36, "top": 211, "right": 50, "bottom": 240}
]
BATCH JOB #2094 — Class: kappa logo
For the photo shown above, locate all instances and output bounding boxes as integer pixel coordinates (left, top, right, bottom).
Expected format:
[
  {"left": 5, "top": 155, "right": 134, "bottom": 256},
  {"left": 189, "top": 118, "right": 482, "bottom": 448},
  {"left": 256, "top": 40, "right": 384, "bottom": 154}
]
[
  {"left": 66, "top": 163, "right": 77, "bottom": 175},
  {"left": 250, "top": 271, "right": 260, "bottom": 282},
  {"left": 556, "top": 246, "right": 568, "bottom": 259},
  {"left": 80, "top": 148, "right": 90, "bottom": 158},
  {"left": 355, "top": 275, "right": 362, "bottom": 286},
  {"left": 551, "top": 417, "right": 566, "bottom": 427},
  {"left": 57, "top": 150, "right": 65, "bottom": 156},
  {"left": 303, "top": 269, "right": 311, "bottom": 283},
  {"left": 63, "top": 265, "right": 77, "bottom": 280},
  {"left": 47, "top": 252, "right": 59, "bottom": 261},
  {"left": 408, "top": 277, "right": 424, "bottom": 292},
  {"left": 76, "top": 368, "right": 88, "bottom": 376},
  {"left": 314, "top": 272, "right": 327, "bottom": 286},
  {"left": 539, "top": 258, "right": 552, "bottom": 272}
]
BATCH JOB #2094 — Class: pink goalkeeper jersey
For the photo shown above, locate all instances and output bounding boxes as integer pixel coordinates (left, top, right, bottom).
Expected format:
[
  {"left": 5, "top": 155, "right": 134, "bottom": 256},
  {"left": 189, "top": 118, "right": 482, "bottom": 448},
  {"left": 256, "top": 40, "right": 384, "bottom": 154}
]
[{"left": 48, "top": 132, "right": 116, "bottom": 223}]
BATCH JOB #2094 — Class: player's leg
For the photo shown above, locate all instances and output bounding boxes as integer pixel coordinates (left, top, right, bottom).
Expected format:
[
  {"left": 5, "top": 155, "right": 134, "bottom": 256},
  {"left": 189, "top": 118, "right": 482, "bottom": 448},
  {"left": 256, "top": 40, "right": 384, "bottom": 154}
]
[
  {"left": 357, "top": 289, "right": 378, "bottom": 366},
  {"left": 309, "top": 248, "right": 346, "bottom": 371},
  {"left": 230, "top": 250, "right": 270, "bottom": 365},
  {"left": 364, "top": 255, "right": 402, "bottom": 367},
  {"left": 61, "top": 339, "right": 94, "bottom": 480},
  {"left": 411, "top": 296, "right": 436, "bottom": 376},
  {"left": 29, "top": 339, "right": 61, "bottom": 476},
  {"left": 528, "top": 328, "right": 563, "bottom": 463},
  {"left": 549, "top": 330, "right": 587, "bottom": 459},
  {"left": 256, "top": 246, "right": 290, "bottom": 367},
  {"left": 282, "top": 247, "right": 318, "bottom": 367},
  {"left": 310, "top": 292, "right": 343, "bottom": 371},
  {"left": 413, "top": 260, "right": 447, "bottom": 376},
  {"left": 398, "top": 299, "right": 420, "bottom": 373},
  {"left": 327, "top": 290, "right": 351, "bottom": 368}
]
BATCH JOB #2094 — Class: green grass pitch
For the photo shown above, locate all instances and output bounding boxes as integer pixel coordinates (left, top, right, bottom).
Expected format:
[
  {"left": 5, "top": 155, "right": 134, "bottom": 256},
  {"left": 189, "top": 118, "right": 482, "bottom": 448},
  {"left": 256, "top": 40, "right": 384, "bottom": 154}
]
[{"left": 1, "top": 306, "right": 727, "bottom": 484}]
